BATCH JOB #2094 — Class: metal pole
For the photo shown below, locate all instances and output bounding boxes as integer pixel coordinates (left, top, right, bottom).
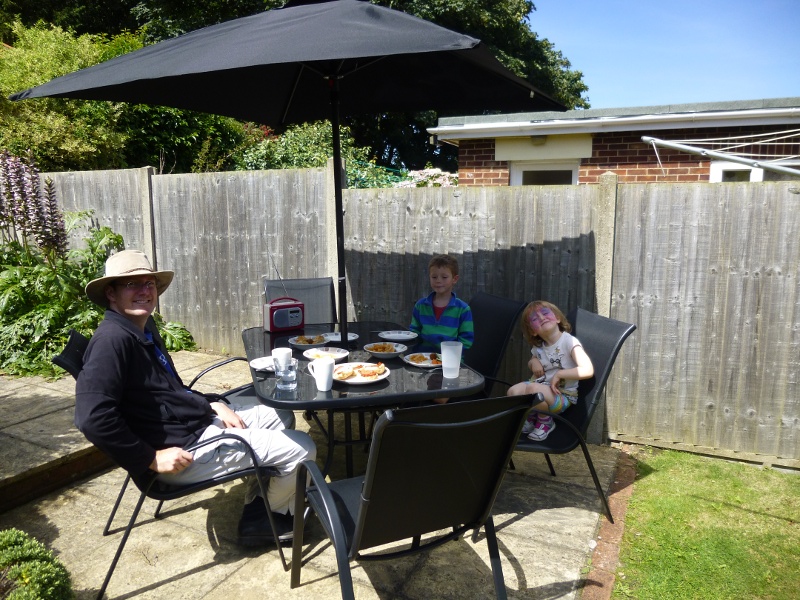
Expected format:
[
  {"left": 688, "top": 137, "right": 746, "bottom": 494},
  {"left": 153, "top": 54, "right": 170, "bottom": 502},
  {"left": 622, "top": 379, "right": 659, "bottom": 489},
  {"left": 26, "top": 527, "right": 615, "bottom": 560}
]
[
  {"left": 330, "top": 78, "right": 349, "bottom": 346},
  {"left": 642, "top": 136, "right": 800, "bottom": 177}
]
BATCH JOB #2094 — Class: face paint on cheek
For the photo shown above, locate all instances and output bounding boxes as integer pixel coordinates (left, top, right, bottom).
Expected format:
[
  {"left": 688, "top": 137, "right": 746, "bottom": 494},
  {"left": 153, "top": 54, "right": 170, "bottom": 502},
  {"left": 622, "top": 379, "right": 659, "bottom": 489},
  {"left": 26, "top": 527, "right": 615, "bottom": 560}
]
[{"left": 529, "top": 307, "right": 556, "bottom": 329}]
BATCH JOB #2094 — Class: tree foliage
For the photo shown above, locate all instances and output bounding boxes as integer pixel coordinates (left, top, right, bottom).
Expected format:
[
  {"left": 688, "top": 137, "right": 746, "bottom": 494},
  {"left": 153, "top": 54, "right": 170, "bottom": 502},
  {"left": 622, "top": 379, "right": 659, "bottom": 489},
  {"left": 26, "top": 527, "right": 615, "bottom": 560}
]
[
  {"left": 0, "top": 22, "right": 128, "bottom": 171},
  {"left": 1, "top": 0, "right": 589, "bottom": 173},
  {"left": 0, "top": 22, "right": 249, "bottom": 173}
]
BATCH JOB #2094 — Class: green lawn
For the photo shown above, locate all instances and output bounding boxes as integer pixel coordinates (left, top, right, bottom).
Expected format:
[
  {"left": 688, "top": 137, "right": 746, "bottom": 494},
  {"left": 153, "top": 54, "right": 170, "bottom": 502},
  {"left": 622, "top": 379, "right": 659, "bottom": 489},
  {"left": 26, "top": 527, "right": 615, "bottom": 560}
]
[{"left": 612, "top": 448, "right": 800, "bottom": 600}]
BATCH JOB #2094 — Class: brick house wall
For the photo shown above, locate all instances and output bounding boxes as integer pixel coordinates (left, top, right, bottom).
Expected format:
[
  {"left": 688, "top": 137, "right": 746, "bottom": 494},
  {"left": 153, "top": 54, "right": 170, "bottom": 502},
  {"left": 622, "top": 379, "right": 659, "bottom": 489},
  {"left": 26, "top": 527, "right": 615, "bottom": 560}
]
[{"left": 457, "top": 125, "right": 793, "bottom": 186}]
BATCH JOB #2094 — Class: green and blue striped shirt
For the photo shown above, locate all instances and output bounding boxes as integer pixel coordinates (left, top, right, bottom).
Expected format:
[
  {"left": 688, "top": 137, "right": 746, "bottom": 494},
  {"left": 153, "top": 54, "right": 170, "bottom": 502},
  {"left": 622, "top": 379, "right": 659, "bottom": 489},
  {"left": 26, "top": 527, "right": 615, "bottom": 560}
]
[{"left": 409, "top": 292, "right": 474, "bottom": 352}]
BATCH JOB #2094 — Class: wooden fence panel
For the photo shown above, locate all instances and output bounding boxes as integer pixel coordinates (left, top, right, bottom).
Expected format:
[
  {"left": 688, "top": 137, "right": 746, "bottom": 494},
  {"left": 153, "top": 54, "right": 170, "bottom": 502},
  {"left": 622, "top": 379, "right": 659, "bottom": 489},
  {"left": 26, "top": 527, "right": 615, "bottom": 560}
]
[
  {"left": 610, "top": 181, "right": 800, "bottom": 463},
  {"left": 44, "top": 167, "right": 154, "bottom": 255},
  {"left": 152, "top": 168, "right": 330, "bottom": 352}
]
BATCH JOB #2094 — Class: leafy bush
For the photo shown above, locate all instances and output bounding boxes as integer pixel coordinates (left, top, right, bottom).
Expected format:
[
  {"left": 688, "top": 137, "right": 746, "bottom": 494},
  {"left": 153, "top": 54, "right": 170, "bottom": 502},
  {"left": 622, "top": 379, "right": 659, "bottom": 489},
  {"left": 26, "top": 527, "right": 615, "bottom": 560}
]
[
  {"left": 0, "top": 151, "right": 196, "bottom": 377},
  {"left": 234, "top": 120, "right": 402, "bottom": 188},
  {"left": 0, "top": 528, "right": 73, "bottom": 600}
]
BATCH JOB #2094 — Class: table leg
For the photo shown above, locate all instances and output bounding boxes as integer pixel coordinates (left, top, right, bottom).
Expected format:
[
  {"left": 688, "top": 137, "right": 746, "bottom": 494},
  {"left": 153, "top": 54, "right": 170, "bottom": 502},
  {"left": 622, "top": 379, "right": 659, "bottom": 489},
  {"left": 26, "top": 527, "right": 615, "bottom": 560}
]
[{"left": 344, "top": 412, "right": 354, "bottom": 478}]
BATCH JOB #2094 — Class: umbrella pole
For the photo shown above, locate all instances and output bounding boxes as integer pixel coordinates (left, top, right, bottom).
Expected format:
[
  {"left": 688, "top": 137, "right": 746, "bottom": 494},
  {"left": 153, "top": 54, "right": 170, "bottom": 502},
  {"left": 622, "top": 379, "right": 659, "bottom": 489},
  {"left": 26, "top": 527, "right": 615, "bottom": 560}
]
[{"left": 330, "top": 78, "right": 349, "bottom": 347}]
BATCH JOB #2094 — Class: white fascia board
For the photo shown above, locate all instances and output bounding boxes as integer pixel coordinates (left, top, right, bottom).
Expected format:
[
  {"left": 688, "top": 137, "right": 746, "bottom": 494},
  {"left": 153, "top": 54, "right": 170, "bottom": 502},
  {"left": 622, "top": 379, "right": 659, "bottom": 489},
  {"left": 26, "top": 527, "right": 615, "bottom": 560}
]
[{"left": 429, "top": 108, "right": 800, "bottom": 142}]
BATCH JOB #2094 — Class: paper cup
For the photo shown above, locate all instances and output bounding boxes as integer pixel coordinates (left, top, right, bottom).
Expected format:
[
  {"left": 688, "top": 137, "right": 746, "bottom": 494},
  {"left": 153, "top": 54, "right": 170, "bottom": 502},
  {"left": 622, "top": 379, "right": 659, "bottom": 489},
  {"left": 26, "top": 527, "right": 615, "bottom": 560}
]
[
  {"left": 440, "top": 341, "right": 463, "bottom": 379},
  {"left": 271, "top": 347, "right": 293, "bottom": 369}
]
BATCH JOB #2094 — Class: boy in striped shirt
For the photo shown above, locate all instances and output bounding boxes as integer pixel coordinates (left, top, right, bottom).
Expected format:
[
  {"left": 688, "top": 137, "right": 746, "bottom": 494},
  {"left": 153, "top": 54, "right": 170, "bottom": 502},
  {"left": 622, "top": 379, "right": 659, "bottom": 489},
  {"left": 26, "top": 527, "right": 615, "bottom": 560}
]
[{"left": 410, "top": 255, "right": 474, "bottom": 353}]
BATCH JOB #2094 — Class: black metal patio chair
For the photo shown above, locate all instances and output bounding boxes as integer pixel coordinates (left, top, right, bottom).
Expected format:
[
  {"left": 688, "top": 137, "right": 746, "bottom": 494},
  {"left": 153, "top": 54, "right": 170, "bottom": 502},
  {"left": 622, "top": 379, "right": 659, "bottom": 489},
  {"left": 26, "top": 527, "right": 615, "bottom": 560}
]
[
  {"left": 513, "top": 307, "right": 636, "bottom": 523},
  {"left": 52, "top": 324, "right": 296, "bottom": 599},
  {"left": 290, "top": 394, "right": 537, "bottom": 600}
]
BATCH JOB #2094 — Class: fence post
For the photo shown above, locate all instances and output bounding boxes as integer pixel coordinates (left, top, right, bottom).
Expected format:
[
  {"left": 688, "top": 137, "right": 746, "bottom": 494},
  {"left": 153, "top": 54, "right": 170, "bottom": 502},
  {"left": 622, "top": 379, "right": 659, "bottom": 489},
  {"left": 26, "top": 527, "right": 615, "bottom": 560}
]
[
  {"left": 587, "top": 171, "right": 618, "bottom": 444},
  {"left": 139, "top": 167, "right": 158, "bottom": 269},
  {"left": 594, "top": 171, "right": 618, "bottom": 317}
]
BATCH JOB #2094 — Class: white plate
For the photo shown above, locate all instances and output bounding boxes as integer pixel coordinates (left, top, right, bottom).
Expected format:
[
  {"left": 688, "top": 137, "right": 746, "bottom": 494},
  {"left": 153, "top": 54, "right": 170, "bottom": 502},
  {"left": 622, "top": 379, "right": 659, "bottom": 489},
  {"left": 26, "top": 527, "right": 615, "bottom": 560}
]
[
  {"left": 378, "top": 330, "right": 418, "bottom": 342},
  {"left": 332, "top": 362, "right": 390, "bottom": 385},
  {"left": 363, "top": 342, "right": 407, "bottom": 359},
  {"left": 324, "top": 332, "right": 359, "bottom": 342},
  {"left": 288, "top": 334, "right": 328, "bottom": 348},
  {"left": 402, "top": 353, "right": 442, "bottom": 368},
  {"left": 249, "top": 356, "right": 275, "bottom": 371},
  {"left": 302, "top": 347, "right": 350, "bottom": 362}
]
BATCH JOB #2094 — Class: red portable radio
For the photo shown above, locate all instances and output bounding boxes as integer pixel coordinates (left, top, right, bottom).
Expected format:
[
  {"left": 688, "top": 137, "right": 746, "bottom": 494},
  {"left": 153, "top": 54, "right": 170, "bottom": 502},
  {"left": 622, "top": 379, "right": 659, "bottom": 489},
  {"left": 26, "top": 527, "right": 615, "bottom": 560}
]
[{"left": 263, "top": 297, "right": 304, "bottom": 332}]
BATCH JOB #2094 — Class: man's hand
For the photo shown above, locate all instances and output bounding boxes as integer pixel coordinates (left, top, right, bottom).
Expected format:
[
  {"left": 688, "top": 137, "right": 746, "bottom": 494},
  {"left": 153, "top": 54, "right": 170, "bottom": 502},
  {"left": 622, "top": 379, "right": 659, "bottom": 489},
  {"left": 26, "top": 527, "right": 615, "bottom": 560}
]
[
  {"left": 210, "top": 401, "right": 246, "bottom": 429},
  {"left": 150, "top": 447, "right": 193, "bottom": 474}
]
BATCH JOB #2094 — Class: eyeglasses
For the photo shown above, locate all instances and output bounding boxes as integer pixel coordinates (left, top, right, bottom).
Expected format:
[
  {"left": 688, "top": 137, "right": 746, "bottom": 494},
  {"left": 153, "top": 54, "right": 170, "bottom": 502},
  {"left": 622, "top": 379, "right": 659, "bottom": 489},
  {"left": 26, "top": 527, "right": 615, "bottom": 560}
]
[{"left": 116, "top": 280, "right": 156, "bottom": 292}]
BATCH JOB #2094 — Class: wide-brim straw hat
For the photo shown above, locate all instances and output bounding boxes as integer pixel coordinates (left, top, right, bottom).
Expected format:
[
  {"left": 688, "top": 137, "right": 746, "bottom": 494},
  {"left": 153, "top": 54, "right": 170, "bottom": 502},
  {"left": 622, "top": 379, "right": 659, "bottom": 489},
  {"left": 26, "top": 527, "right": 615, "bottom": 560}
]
[{"left": 85, "top": 250, "right": 174, "bottom": 307}]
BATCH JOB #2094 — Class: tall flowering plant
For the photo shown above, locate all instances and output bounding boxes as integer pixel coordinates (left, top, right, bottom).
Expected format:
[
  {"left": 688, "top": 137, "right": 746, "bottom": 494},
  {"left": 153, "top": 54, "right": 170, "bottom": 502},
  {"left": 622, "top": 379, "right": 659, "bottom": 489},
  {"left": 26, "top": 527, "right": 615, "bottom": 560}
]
[{"left": 0, "top": 150, "right": 68, "bottom": 265}]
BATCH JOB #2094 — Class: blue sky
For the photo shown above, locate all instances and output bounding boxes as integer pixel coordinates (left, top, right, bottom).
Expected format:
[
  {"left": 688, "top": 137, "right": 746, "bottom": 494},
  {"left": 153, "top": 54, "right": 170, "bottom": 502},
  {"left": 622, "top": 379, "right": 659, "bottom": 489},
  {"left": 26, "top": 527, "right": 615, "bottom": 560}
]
[{"left": 528, "top": 0, "right": 800, "bottom": 109}]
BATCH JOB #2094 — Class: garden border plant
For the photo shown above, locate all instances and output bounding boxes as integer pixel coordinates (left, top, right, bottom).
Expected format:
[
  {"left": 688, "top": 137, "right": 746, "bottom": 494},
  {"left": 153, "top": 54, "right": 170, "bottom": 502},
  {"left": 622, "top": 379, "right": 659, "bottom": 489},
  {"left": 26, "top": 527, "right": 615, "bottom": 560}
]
[
  {"left": 0, "top": 528, "right": 73, "bottom": 600},
  {"left": 0, "top": 149, "right": 195, "bottom": 378}
]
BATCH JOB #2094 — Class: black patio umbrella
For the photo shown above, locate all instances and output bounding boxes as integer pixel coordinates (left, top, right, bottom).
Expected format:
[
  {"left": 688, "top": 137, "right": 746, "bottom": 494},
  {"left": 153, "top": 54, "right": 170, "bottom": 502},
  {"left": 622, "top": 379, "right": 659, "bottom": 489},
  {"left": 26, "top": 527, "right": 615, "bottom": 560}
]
[{"left": 10, "top": 0, "right": 565, "bottom": 342}]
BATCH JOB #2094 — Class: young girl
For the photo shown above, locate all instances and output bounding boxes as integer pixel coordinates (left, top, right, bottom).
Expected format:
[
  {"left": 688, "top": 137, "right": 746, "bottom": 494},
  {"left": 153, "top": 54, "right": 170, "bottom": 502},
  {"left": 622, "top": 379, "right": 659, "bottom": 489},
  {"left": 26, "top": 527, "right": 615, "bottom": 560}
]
[{"left": 508, "top": 301, "right": 594, "bottom": 441}]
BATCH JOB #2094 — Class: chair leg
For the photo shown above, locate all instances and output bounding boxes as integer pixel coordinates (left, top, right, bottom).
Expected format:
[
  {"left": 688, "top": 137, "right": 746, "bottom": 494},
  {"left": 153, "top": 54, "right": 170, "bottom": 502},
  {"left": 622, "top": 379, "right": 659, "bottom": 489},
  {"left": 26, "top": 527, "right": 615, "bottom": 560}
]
[
  {"left": 483, "top": 516, "right": 508, "bottom": 600},
  {"left": 103, "top": 473, "right": 132, "bottom": 536},
  {"left": 544, "top": 453, "right": 556, "bottom": 477},
  {"left": 576, "top": 442, "right": 614, "bottom": 523},
  {"left": 97, "top": 490, "right": 148, "bottom": 600}
]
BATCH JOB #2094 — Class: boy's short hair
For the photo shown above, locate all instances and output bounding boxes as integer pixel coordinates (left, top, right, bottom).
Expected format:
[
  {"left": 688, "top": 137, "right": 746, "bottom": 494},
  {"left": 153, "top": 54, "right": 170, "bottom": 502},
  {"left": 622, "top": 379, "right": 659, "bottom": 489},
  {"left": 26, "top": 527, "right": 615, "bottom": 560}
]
[{"left": 428, "top": 254, "right": 459, "bottom": 276}]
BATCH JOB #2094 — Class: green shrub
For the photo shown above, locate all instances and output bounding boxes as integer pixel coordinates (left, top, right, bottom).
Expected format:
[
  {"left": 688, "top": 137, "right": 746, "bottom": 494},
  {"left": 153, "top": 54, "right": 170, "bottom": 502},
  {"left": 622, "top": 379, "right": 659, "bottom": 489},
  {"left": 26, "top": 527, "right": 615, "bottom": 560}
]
[{"left": 0, "top": 528, "right": 73, "bottom": 600}]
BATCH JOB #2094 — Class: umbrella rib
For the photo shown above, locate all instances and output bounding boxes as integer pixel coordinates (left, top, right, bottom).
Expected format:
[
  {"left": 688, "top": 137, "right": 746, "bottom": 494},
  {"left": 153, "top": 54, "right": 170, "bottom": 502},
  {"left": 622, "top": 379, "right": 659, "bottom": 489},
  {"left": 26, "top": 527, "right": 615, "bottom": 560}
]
[{"left": 282, "top": 64, "right": 307, "bottom": 125}]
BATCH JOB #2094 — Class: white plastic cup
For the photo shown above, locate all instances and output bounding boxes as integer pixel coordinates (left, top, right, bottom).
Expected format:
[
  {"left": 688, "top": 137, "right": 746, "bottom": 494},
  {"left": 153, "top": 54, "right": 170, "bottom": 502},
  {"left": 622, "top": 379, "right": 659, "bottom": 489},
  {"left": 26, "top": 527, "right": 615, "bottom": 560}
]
[
  {"left": 440, "top": 341, "right": 463, "bottom": 379},
  {"left": 276, "top": 357, "right": 298, "bottom": 390},
  {"left": 308, "top": 357, "right": 335, "bottom": 391},
  {"left": 271, "top": 347, "right": 293, "bottom": 370}
]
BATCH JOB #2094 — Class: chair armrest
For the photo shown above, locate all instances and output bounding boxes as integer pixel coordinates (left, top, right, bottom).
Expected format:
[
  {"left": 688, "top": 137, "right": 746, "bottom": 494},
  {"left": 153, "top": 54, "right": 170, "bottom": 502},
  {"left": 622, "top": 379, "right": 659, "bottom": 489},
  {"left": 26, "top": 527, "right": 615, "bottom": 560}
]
[
  {"left": 295, "top": 459, "right": 351, "bottom": 552},
  {"left": 186, "top": 356, "right": 247, "bottom": 388},
  {"left": 483, "top": 375, "right": 513, "bottom": 394}
]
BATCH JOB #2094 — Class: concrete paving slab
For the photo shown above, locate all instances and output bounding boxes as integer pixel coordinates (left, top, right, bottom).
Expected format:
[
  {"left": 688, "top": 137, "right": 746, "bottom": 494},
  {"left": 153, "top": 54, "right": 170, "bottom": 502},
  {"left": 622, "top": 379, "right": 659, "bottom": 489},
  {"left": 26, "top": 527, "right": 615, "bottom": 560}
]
[{"left": 0, "top": 383, "right": 75, "bottom": 427}]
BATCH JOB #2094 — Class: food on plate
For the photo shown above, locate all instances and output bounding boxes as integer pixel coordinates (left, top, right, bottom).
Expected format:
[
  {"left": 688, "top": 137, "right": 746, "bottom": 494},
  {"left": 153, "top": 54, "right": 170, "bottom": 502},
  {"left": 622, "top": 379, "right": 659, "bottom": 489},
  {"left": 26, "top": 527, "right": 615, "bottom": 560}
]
[
  {"left": 307, "top": 349, "right": 342, "bottom": 360},
  {"left": 429, "top": 353, "right": 442, "bottom": 365},
  {"left": 295, "top": 334, "right": 325, "bottom": 345},
  {"left": 333, "top": 365, "right": 355, "bottom": 380},
  {"left": 355, "top": 362, "right": 386, "bottom": 380},
  {"left": 366, "top": 342, "right": 395, "bottom": 353},
  {"left": 408, "top": 353, "right": 427, "bottom": 364}
]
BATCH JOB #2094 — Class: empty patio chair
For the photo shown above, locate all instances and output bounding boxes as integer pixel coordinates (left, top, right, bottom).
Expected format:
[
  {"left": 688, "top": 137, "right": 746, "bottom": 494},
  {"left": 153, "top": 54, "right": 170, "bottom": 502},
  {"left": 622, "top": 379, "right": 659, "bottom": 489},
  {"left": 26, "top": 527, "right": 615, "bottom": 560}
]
[
  {"left": 264, "top": 276, "right": 337, "bottom": 324},
  {"left": 290, "top": 394, "right": 537, "bottom": 599}
]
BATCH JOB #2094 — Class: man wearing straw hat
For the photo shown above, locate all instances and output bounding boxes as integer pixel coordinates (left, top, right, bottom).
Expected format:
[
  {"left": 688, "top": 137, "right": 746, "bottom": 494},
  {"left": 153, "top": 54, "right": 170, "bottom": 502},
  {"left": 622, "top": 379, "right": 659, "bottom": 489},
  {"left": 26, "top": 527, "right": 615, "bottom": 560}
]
[{"left": 75, "top": 250, "right": 315, "bottom": 544}]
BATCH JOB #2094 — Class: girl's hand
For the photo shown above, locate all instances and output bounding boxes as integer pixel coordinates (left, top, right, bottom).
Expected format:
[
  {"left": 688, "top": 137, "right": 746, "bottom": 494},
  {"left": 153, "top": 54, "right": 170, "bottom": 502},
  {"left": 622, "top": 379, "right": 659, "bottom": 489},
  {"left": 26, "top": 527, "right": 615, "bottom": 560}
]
[
  {"left": 550, "top": 371, "right": 564, "bottom": 396},
  {"left": 528, "top": 356, "right": 544, "bottom": 378},
  {"left": 210, "top": 402, "right": 246, "bottom": 429}
]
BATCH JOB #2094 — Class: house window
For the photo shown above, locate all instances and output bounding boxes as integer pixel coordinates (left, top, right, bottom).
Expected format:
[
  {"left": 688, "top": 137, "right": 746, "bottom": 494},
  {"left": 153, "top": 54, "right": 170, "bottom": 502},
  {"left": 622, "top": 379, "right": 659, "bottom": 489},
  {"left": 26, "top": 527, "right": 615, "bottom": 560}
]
[
  {"left": 510, "top": 161, "right": 580, "bottom": 186},
  {"left": 709, "top": 161, "right": 763, "bottom": 183},
  {"left": 710, "top": 160, "right": 800, "bottom": 182}
]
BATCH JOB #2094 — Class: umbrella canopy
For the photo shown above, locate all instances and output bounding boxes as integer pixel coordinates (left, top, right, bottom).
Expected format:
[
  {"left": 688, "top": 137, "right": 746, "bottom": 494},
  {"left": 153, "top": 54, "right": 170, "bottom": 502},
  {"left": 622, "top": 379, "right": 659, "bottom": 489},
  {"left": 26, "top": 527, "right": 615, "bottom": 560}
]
[{"left": 10, "top": 0, "right": 565, "bottom": 342}]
